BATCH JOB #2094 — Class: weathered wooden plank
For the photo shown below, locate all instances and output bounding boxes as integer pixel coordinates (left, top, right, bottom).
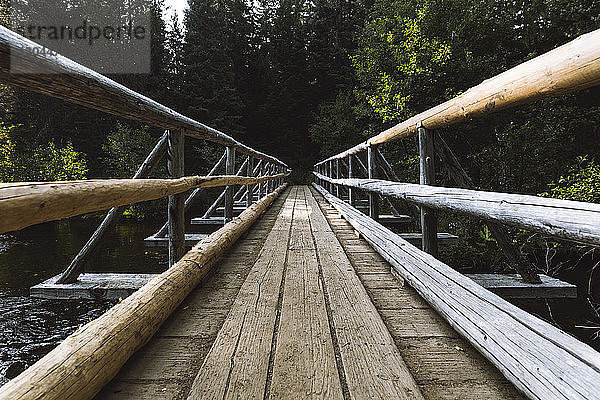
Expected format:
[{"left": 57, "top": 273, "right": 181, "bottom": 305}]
[
  {"left": 314, "top": 193, "right": 524, "bottom": 400},
  {"left": 31, "top": 273, "right": 158, "bottom": 300},
  {"left": 316, "top": 28, "right": 600, "bottom": 164},
  {"left": 0, "top": 174, "right": 287, "bottom": 234},
  {"left": 224, "top": 147, "right": 236, "bottom": 221},
  {"left": 0, "top": 184, "right": 288, "bottom": 400},
  {"left": 186, "top": 187, "right": 298, "bottom": 399},
  {"left": 144, "top": 233, "right": 210, "bottom": 247},
  {"left": 0, "top": 26, "right": 288, "bottom": 169},
  {"left": 268, "top": 188, "right": 343, "bottom": 399},
  {"left": 466, "top": 274, "right": 577, "bottom": 299},
  {"left": 314, "top": 183, "right": 600, "bottom": 400},
  {"left": 313, "top": 173, "right": 600, "bottom": 247},
  {"left": 304, "top": 187, "right": 424, "bottom": 399}
]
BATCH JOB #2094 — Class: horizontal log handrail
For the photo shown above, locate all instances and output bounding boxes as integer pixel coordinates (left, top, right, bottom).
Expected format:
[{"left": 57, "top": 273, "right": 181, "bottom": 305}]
[
  {"left": 313, "top": 172, "right": 600, "bottom": 247},
  {"left": 0, "top": 26, "right": 288, "bottom": 169},
  {"left": 316, "top": 28, "right": 600, "bottom": 165},
  {"left": 313, "top": 183, "right": 600, "bottom": 400},
  {"left": 0, "top": 174, "right": 289, "bottom": 234},
  {"left": 0, "top": 184, "right": 288, "bottom": 400}
]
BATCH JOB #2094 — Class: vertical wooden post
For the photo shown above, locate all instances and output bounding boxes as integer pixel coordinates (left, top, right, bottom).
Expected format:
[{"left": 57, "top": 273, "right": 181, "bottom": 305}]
[
  {"left": 335, "top": 159, "right": 340, "bottom": 198},
  {"left": 225, "top": 147, "right": 235, "bottom": 221},
  {"left": 418, "top": 122, "right": 438, "bottom": 257},
  {"left": 328, "top": 160, "right": 334, "bottom": 193},
  {"left": 348, "top": 155, "right": 355, "bottom": 206},
  {"left": 168, "top": 129, "right": 185, "bottom": 267},
  {"left": 367, "top": 145, "right": 379, "bottom": 220},
  {"left": 246, "top": 157, "right": 253, "bottom": 207}
]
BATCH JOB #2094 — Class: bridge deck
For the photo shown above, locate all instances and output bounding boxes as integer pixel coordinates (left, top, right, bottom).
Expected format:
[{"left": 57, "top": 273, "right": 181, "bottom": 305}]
[{"left": 97, "top": 186, "right": 523, "bottom": 400}]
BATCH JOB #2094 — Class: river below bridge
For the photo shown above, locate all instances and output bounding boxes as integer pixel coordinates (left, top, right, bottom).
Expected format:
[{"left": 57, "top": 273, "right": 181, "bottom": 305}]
[
  {"left": 0, "top": 215, "right": 599, "bottom": 386},
  {"left": 0, "top": 216, "right": 168, "bottom": 386}
]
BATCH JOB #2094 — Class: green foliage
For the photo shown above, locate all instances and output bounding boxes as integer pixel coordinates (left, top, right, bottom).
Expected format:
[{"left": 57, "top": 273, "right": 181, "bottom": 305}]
[
  {"left": 542, "top": 156, "right": 600, "bottom": 203},
  {"left": 30, "top": 141, "right": 88, "bottom": 181},
  {"left": 0, "top": 124, "right": 87, "bottom": 182}
]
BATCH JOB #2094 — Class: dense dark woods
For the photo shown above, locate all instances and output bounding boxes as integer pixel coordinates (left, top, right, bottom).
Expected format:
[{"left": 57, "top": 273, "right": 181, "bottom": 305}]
[{"left": 2, "top": 0, "right": 600, "bottom": 342}]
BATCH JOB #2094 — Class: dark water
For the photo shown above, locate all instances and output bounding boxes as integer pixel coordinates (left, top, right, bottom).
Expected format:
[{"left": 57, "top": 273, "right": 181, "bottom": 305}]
[{"left": 0, "top": 217, "right": 169, "bottom": 385}]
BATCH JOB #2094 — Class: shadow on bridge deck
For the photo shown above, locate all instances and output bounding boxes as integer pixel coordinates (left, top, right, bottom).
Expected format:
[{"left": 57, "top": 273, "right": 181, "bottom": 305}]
[{"left": 97, "top": 186, "right": 523, "bottom": 400}]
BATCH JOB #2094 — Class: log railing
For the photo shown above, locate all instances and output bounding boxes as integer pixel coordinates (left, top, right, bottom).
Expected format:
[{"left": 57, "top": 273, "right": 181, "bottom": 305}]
[
  {"left": 0, "top": 25, "right": 290, "bottom": 284},
  {"left": 314, "top": 27, "right": 600, "bottom": 283}
]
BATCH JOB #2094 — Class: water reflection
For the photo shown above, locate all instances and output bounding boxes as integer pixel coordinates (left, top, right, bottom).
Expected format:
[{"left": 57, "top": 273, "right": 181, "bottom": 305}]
[{"left": 0, "top": 216, "right": 168, "bottom": 385}]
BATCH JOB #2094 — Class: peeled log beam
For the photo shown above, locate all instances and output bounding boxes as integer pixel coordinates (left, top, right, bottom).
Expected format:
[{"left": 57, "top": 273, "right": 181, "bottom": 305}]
[
  {"left": 0, "top": 26, "right": 288, "bottom": 169},
  {"left": 313, "top": 183, "right": 600, "bottom": 400},
  {"left": 0, "top": 184, "right": 287, "bottom": 400},
  {"left": 313, "top": 173, "right": 600, "bottom": 247},
  {"left": 0, "top": 174, "right": 288, "bottom": 234},
  {"left": 316, "top": 28, "right": 600, "bottom": 165}
]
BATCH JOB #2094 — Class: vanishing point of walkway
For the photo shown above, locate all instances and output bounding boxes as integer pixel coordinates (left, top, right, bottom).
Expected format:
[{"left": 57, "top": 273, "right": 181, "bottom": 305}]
[{"left": 98, "top": 186, "right": 523, "bottom": 399}]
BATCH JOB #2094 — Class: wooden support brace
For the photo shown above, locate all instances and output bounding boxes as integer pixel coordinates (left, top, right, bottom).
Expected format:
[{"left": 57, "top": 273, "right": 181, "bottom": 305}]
[
  {"left": 348, "top": 155, "right": 355, "bottom": 207},
  {"left": 418, "top": 123, "right": 438, "bottom": 257},
  {"left": 168, "top": 129, "right": 186, "bottom": 267},
  {"left": 56, "top": 131, "right": 169, "bottom": 284},
  {"left": 155, "top": 151, "right": 227, "bottom": 238},
  {"left": 434, "top": 133, "right": 541, "bottom": 283}
]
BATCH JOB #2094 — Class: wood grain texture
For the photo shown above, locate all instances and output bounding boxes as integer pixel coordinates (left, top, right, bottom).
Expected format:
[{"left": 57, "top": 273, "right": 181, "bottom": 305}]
[
  {"left": 0, "top": 174, "right": 288, "bottom": 234},
  {"left": 316, "top": 28, "right": 600, "bottom": 164},
  {"left": 313, "top": 173, "right": 600, "bottom": 246},
  {"left": 313, "top": 183, "right": 600, "bottom": 400},
  {"left": 268, "top": 188, "right": 343, "bottom": 400},
  {"left": 0, "top": 184, "right": 288, "bottom": 400},
  {"left": 304, "top": 187, "right": 424, "bottom": 400},
  {"left": 168, "top": 129, "right": 186, "bottom": 266},
  {"left": 187, "top": 187, "right": 298, "bottom": 399},
  {"left": 0, "top": 26, "right": 288, "bottom": 169}
]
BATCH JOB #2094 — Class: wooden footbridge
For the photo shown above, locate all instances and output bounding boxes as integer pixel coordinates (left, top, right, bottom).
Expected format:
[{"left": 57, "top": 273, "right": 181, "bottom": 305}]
[{"left": 1, "top": 26, "right": 600, "bottom": 400}]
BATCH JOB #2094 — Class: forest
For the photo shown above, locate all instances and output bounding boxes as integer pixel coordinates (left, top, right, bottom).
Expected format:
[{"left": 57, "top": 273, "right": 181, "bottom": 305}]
[{"left": 1, "top": 0, "right": 600, "bottom": 333}]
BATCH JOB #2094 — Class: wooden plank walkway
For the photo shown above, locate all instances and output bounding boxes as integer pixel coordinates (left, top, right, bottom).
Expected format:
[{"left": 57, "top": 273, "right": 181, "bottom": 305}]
[{"left": 97, "top": 186, "right": 523, "bottom": 399}]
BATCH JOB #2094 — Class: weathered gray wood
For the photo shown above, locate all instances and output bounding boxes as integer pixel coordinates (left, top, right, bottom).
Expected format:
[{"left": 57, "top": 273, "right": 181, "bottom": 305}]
[
  {"left": 144, "top": 233, "right": 210, "bottom": 247},
  {"left": 55, "top": 132, "right": 168, "bottom": 284},
  {"left": 377, "top": 149, "right": 421, "bottom": 220},
  {"left": 367, "top": 146, "right": 379, "bottom": 220},
  {"left": 466, "top": 274, "right": 577, "bottom": 299},
  {"left": 31, "top": 273, "right": 159, "bottom": 300},
  {"left": 201, "top": 158, "right": 252, "bottom": 219},
  {"left": 190, "top": 217, "right": 225, "bottom": 226},
  {"left": 224, "top": 147, "right": 236, "bottom": 222},
  {"left": 314, "top": 183, "right": 600, "bottom": 400},
  {"left": 0, "top": 184, "right": 288, "bottom": 400},
  {"left": 435, "top": 133, "right": 541, "bottom": 283},
  {"left": 304, "top": 187, "right": 424, "bottom": 399},
  {"left": 187, "top": 187, "right": 298, "bottom": 399},
  {"left": 418, "top": 123, "right": 438, "bottom": 257},
  {"left": 155, "top": 151, "right": 227, "bottom": 238},
  {"left": 246, "top": 157, "right": 253, "bottom": 207},
  {"left": 313, "top": 173, "right": 600, "bottom": 247},
  {"left": 397, "top": 232, "right": 458, "bottom": 247},
  {"left": 348, "top": 155, "right": 356, "bottom": 207},
  {"left": 335, "top": 159, "right": 340, "bottom": 197},
  {"left": 168, "top": 129, "right": 186, "bottom": 267},
  {"left": 268, "top": 187, "right": 343, "bottom": 400},
  {"left": 0, "top": 26, "right": 288, "bottom": 169},
  {"left": 315, "top": 28, "right": 600, "bottom": 165}
]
